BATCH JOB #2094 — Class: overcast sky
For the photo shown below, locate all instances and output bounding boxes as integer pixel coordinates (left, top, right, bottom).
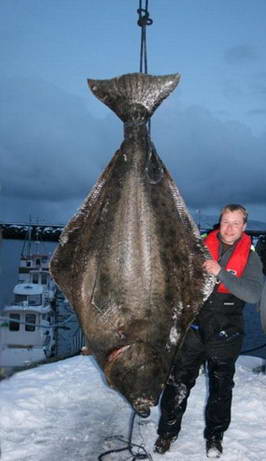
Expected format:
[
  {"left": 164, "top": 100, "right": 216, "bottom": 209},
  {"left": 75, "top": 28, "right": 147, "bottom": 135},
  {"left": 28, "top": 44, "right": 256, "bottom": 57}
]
[{"left": 1, "top": 0, "right": 266, "bottom": 226}]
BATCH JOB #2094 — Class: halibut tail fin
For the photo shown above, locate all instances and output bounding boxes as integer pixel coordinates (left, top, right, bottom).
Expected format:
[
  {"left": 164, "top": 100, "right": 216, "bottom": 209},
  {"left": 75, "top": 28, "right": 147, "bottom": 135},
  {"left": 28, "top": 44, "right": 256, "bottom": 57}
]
[{"left": 87, "top": 72, "right": 181, "bottom": 123}]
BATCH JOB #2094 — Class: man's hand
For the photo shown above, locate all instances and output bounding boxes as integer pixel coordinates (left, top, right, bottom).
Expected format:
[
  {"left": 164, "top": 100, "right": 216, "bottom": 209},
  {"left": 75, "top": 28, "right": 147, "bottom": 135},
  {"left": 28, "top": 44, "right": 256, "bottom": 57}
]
[{"left": 203, "top": 259, "right": 221, "bottom": 277}]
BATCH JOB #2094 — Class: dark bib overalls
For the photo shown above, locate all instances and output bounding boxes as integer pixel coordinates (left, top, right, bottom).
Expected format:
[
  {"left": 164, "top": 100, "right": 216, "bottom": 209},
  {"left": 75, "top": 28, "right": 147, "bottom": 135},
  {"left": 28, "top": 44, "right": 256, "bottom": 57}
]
[{"left": 158, "top": 246, "right": 246, "bottom": 440}]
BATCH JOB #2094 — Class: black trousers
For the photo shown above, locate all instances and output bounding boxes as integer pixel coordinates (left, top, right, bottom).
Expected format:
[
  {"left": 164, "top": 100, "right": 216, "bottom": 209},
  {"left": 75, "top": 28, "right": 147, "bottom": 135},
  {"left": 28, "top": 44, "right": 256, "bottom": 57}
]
[{"left": 158, "top": 326, "right": 243, "bottom": 440}]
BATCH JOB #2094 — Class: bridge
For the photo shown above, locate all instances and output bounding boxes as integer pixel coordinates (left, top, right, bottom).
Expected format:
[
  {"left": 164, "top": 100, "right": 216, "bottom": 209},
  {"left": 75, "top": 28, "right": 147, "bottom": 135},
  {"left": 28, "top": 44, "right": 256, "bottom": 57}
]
[
  {"left": 1, "top": 222, "right": 266, "bottom": 242},
  {"left": 0, "top": 223, "right": 63, "bottom": 241}
]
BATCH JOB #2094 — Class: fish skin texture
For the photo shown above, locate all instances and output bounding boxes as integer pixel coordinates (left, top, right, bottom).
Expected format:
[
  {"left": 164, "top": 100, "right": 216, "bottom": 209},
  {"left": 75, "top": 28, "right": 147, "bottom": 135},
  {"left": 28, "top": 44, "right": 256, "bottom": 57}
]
[{"left": 50, "top": 73, "right": 214, "bottom": 416}]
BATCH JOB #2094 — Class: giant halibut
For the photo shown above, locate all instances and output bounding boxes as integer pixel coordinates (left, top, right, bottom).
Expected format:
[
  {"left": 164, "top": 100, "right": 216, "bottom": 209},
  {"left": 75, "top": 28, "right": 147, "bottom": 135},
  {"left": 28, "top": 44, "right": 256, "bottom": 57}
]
[{"left": 50, "top": 72, "right": 214, "bottom": 416}]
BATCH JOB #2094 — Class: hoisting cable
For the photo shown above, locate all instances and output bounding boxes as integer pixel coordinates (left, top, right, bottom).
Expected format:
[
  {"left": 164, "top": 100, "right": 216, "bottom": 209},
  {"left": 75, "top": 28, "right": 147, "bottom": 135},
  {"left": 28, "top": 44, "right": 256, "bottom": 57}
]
[
  {"left": 137, "top": 0, "right": 161, "bottom": 186},
  {"left": 137, "top": 0, "right": 153, "bottom": 74},
  {"left": 98, "top": 410, "right": 153, "bottom": 460},
  {"left": 137, "top": 0, "right": 153, "bottom": 135}
]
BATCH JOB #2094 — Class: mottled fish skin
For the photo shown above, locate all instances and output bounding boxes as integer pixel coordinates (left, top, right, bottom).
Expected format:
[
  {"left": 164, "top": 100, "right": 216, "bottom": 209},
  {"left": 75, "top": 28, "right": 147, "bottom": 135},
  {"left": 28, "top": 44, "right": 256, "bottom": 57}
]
[{"left": 50, "top": 73, "right": 215, "bottom": 416}]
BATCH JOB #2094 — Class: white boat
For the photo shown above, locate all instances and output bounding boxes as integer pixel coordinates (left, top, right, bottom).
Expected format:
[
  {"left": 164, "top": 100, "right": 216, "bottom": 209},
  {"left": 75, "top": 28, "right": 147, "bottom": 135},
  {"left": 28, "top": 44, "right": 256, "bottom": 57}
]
[{"left": 0, "top": 233, "right": 56, "bottom": 368}]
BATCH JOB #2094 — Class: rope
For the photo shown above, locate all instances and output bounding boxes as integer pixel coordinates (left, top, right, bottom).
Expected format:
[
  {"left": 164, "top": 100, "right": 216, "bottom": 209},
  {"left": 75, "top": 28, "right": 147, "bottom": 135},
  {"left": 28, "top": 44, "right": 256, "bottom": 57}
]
[
  {"left": 137, "top": 0, "right": 153, "bottom": 135},
  {"left": 98, "top": 411, "right": 153, "bottom": 460},
  {"left": 145, "top": 137, "right": 164, "bottom": 184},
  {"left": 137, "top": 0, "right": 153, "bottom": 74}
]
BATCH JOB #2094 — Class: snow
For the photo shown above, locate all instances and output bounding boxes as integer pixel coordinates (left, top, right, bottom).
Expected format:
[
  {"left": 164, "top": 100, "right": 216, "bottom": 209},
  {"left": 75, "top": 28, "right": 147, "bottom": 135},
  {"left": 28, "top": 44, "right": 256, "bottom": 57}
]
[{"left": 0, "top": 355, "right": 266, "bottom": 461}]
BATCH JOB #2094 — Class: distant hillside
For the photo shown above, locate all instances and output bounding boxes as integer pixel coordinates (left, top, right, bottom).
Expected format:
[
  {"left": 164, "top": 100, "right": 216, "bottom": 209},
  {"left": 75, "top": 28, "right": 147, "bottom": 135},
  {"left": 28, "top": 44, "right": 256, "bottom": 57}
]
[
  {"left": 191, "top": 213, "right": 266, "bottom": 232},
  {"left": 248, "top": 220, "right": 266, "bottom": 231},
  {"left": 1, "top": 216, "right": 266, "bottom": 242}
]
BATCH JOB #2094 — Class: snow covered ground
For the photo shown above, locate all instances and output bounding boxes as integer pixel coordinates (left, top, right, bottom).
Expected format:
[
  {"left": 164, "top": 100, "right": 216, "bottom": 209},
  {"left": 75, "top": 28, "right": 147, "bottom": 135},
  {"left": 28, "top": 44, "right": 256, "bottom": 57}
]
[{"left": 0, "top": 354, "right": 266, "bottom": 461}]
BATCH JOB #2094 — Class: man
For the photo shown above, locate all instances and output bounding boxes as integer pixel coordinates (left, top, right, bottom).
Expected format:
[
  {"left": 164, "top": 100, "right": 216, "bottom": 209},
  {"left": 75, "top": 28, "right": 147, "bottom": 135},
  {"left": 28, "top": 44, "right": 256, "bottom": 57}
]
[{"left": 154, "top": 204, "right": 264, "bottom": 458}]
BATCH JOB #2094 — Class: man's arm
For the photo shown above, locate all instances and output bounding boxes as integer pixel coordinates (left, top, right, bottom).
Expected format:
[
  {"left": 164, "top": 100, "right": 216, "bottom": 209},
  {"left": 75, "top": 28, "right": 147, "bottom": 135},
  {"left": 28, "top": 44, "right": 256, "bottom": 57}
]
[{"left": 217, "top": 251, "right": 264, "bottom": 303}]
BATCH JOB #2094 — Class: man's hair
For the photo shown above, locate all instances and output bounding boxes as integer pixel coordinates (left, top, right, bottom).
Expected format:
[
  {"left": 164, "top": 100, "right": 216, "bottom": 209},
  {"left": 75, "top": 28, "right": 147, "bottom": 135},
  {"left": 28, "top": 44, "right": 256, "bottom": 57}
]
[{"left": 219, "top": 204, "right": 248, "bottom": 224}]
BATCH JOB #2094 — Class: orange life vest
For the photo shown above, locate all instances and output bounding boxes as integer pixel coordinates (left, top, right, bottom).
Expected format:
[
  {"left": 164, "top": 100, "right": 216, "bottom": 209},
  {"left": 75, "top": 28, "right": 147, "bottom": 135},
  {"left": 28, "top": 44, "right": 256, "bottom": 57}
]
[{"left": 204, "top": 229, "right": 251, "bottom": 293}]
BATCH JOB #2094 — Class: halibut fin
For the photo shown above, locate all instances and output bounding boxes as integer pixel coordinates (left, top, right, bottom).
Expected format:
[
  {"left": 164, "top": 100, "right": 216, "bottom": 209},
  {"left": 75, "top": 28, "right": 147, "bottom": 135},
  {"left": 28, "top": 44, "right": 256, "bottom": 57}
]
[{"left": 88, "top": 73, "right": 181, "bottom": 123}]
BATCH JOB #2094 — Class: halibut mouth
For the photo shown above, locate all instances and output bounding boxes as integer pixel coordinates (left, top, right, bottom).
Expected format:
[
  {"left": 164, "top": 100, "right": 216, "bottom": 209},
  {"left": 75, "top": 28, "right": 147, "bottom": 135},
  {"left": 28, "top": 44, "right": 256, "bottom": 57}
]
[
  {"left": 106, "top": 366, "right": 155, "bottom": 417},
  {"left": 104, "top": 341, "right": 163, "bottom": 417},
  {"left": 104, "top": 344, "right": 131, "bottom": 388},
  {"left": 105, "top": 344, "right": 131, "bottom": 366}
]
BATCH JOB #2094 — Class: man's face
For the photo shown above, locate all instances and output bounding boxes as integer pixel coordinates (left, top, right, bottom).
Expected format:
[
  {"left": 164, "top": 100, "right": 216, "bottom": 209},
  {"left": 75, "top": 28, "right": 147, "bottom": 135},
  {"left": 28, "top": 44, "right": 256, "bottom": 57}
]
[{"left": 220, "top": 210, "right": 246, "bottom": 245}]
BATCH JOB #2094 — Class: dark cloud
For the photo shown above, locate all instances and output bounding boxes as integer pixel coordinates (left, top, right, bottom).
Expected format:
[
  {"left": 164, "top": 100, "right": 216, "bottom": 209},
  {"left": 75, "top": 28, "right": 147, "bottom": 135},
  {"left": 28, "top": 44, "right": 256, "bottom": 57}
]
[
  {"left": 152, "top": 103, "right": 266, "bottom": 212},
  {"left": 1, "top": 77, "right": 266, "bottom": 225},
  {"left": 221, "top": 71, "right": 266, "bottom": 113},
  {"left": 248, "top": 72, "right": 266, "bottom": 96},
  {"left": 0, "top": 76, "right": 120, "bottom": 202},
  {"left": 224, "top": 44, "right": 258, "bottom": 64},
  {"left": 247, "top": 109, "right": 266, "bottom": 116},
  {"left": 222, "top": 79, "right": 244, "bottom": 101}
]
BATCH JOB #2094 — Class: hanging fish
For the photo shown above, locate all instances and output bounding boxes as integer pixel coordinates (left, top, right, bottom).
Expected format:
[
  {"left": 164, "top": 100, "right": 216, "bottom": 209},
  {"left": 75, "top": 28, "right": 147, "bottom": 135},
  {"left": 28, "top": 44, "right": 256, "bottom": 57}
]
[{"left": 50, "top": 72, "right": 214, "bottom": 417}]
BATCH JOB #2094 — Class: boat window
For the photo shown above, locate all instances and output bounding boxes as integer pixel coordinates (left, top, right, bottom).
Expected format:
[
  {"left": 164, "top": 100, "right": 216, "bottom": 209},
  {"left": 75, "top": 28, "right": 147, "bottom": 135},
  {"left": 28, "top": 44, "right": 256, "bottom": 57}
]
[
  {"left": 28, "top": 295, "right": 42, "bottom": 306},
  {"left": 36, "top": 258, "right": 41, "bottom": 266},
  {"left": 25, "top": 314, "right": 36, "bottom": 332},
  {"left": 26, "top": 261, "right": 31, "bottom": 267},
  {"left": 41, "top": 273, "right": 47, "bottom": 284},
  {"left": 14, "top": 294, "right": 27, "bottom": 304},
  {"left": 9, "top": 314, "right": 20, "bottom": 331},
  {"left": 32, "top": 273, "right": 39, "bottom": 284}
]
